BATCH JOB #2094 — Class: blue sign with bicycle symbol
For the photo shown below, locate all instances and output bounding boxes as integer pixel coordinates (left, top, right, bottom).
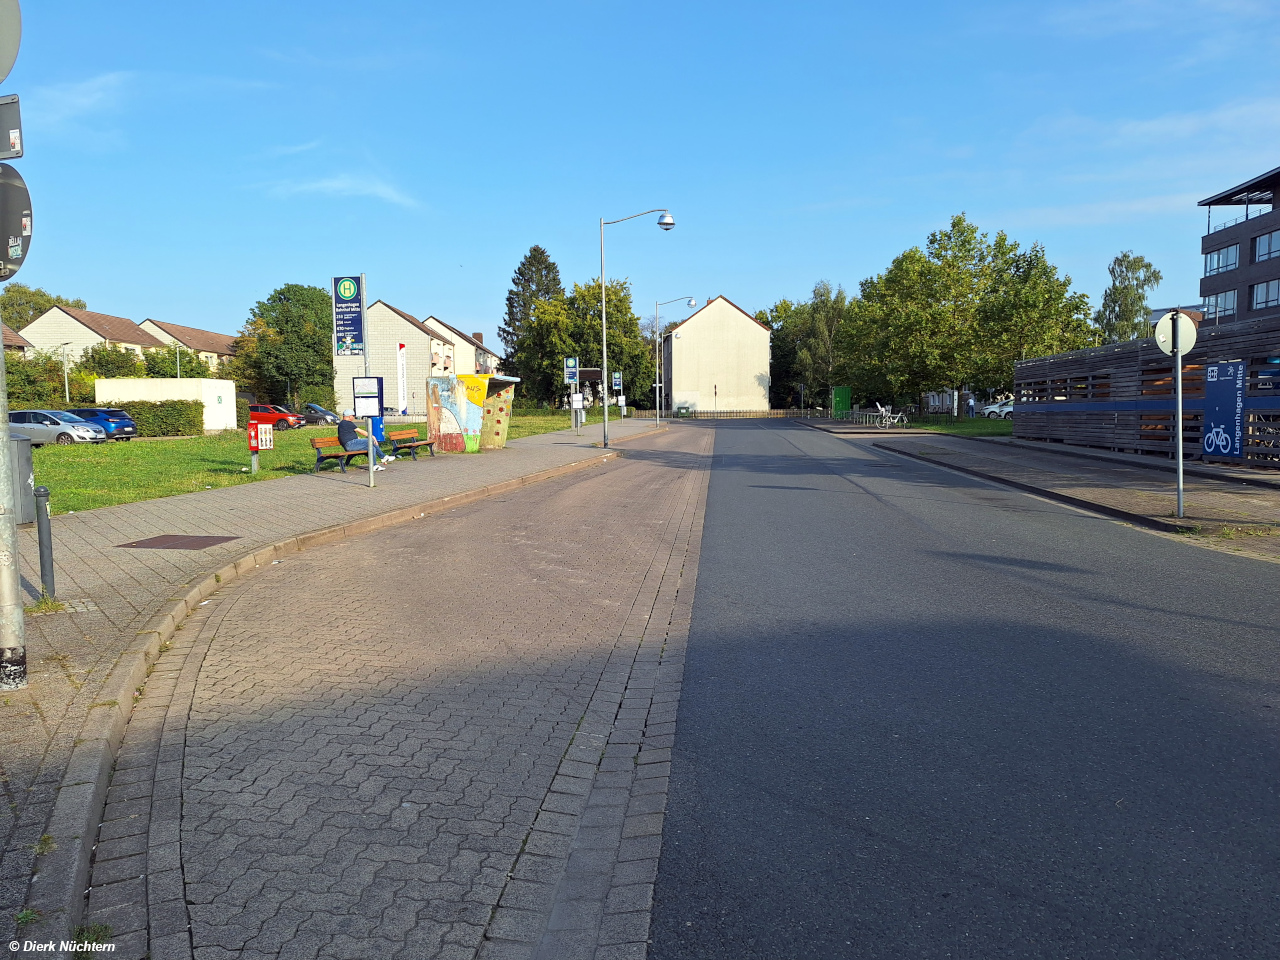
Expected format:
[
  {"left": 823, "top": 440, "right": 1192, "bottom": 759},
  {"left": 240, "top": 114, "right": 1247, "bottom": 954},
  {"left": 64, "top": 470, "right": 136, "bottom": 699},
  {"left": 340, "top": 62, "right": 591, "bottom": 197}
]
[{"left": 1203, "top": 361, "right": 1245, "bottom": 458}]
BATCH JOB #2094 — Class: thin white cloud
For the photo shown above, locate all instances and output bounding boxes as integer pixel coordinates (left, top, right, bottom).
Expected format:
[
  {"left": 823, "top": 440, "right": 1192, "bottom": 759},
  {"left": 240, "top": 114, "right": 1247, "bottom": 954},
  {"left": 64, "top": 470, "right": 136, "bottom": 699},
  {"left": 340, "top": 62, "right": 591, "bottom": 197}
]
[
  {"left": 26, "top": 72, "right": 131, "bottom": 128},
  {"left": 1001, "top": 193, "right": 1202, "bottom": 228},
  {"left": 265, "top": 174, "right": 417, "bottom": 208},
  {"left": 1040, "top": 0, "right": 1274, "bottom": 37},
  {"left": 265, "top": 140, "right": 322, "bottom": 158}
]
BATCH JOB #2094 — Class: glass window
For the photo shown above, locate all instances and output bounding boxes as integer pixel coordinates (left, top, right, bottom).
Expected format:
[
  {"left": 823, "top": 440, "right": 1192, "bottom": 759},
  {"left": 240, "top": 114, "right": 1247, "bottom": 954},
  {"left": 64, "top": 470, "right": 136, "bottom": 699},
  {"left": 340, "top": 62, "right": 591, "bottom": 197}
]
[
  {"left": 1204, "top": 244, "right": 1239, "bottom": 276},
  {"left": 1204, "top": 290, "right": 1237, "bottom": 321},
  {"left": 8, "top": 412, "right": 27, "bottom": 423},
  {"left": 1257, "top": 230, "right": 1280, "bottom": 262},
  {"left": 51, "top": 412, "right": 86, "bottom": 423},
  {"left": 1252, "top": 279, "right": 1280, "bottom": 310}
]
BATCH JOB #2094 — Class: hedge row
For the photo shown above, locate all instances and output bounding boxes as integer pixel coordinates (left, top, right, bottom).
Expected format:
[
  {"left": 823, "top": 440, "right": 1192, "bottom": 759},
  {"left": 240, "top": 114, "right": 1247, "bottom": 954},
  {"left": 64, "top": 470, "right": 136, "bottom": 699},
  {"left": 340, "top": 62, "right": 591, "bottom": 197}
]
[{"left": 113, "top": 400, "right": 205, "bottom": 437}]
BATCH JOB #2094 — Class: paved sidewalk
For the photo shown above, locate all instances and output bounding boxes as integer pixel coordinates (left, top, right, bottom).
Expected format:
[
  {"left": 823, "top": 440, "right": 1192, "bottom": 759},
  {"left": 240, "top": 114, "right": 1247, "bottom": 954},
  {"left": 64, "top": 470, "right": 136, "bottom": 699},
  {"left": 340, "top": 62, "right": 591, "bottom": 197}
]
[
  {"left": 874, "top": 435, "right": 1280, "bottom": 555},
  {"left": 78, "top": 424, "right": 713, "bottom": 960},
  {"left": 0, "top": 418, "right": 660, "bottom": 944}
]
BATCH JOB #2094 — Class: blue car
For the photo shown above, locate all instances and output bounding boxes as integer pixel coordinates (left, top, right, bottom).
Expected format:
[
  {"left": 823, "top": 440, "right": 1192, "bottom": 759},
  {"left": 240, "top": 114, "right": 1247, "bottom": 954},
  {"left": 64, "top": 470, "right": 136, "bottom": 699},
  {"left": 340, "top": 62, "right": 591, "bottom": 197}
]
[{"left": 66, "top": 407, "right": 139, "bottom": 441}]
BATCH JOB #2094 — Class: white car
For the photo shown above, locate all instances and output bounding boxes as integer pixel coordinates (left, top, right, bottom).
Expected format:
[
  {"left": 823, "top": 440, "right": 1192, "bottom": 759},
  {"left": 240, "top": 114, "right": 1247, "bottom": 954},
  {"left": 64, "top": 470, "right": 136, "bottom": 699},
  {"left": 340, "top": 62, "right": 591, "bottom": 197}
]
[
  {"left": 980, "top": 400, "right": 1014, "bottom": 420},
  {"left": 9, "top": 409, "right": 108, "bottom": 445}
]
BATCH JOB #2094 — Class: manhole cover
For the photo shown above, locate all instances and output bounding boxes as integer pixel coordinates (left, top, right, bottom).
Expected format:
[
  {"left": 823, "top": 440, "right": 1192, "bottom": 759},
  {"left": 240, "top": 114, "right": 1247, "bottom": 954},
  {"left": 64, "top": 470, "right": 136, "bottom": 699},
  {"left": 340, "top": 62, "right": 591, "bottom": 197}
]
[{"left": 117, "top": 535, "right": 241, "bottom": 550}]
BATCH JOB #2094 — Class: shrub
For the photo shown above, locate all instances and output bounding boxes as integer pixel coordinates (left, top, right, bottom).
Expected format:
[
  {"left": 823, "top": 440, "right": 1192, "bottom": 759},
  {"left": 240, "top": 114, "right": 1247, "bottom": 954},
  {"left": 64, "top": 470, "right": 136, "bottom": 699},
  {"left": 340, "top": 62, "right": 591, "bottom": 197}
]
[
  {"left": 114, "top": 400, "right": 204, "bottom": 437},
  {"left": 298, "top": 383, "right": 336, "bottom": 411},
  {"left": 76, "top": 344, "right": 144, "bottom": 378},
  {"left": 236, "top": 397, "right": 250, "bottom": 429}
]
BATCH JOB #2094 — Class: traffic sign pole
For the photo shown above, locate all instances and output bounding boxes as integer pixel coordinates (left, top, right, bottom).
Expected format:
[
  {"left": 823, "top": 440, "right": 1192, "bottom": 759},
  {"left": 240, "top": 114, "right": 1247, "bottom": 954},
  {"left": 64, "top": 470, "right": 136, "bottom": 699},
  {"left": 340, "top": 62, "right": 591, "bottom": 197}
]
[
  {"left": 1155, "top": 309, "right": 1197, "bottom": 520},
  {"left": 1174, "top": 311, "right": 1184, "bottom": 519},
  {"left": 0, "top": 0, "right": 27, "bottom": 689}
]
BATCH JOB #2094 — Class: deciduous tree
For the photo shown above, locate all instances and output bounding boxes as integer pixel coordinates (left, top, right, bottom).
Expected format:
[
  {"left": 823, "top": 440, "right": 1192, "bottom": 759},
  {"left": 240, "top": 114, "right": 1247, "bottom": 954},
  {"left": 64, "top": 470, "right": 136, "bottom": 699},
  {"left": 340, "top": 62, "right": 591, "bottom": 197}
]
[
  {"left": 0, "top": 282, "right": 86, "bottom": 331},
  {"left": 1094, "top": 252, "right": 1162, "bottom": 344}
]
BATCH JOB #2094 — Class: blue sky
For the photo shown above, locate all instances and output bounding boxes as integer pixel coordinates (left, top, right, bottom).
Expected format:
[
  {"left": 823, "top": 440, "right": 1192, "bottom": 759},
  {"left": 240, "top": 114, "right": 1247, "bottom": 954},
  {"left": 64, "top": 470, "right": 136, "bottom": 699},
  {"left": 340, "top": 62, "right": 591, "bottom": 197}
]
[{"left": 8, "top": 1, "right": 1280, "bottom": 343}]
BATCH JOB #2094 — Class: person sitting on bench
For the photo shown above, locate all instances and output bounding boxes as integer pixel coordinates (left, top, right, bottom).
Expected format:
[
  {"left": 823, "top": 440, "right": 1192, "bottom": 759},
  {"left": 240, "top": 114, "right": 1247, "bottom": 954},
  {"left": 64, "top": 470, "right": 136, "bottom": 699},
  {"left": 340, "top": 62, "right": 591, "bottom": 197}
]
[{"left": 339, "top": 411, "right": 394, "bottom": 468}]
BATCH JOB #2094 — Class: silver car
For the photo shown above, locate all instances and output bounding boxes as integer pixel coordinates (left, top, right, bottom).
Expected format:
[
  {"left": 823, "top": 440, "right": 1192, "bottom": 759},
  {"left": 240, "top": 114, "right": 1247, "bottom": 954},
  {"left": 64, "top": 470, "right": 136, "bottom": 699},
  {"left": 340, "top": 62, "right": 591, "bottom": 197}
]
[{"left": 9, "top": 409, "right": 108, "bottom": 445}]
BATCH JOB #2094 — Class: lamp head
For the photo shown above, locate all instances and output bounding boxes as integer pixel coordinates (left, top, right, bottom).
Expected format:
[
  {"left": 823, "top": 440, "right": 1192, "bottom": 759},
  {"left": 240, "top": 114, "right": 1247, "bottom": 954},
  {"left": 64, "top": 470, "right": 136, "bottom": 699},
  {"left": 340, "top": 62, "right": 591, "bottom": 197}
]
[
  {"left": 657, "top": 213, "right": 675, "bottom": 231},
  {"left": 686, "top": 299, "right": 696, "bottom": 308}
]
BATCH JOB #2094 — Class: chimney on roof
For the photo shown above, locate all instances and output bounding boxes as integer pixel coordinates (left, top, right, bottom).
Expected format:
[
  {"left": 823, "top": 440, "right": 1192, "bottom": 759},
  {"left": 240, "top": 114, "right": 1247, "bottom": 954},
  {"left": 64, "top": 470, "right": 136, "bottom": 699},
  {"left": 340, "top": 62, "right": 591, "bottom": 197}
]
[{"left": 472, "top": 332, "right": 483, "bottom": 344}]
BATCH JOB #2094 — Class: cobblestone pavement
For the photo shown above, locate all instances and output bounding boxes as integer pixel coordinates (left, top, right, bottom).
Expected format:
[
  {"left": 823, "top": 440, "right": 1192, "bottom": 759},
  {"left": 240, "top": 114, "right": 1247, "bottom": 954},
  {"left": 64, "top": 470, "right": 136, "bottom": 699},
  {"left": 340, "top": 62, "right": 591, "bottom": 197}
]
[
  {"left": 875, "top": 435, "right": 1280, "bottom": 558},
  {"left": 0, "top": 418, "right": 659, "bottom": 943},
  {"left": 77, "top": 423, "right": 713, "bottom": 960}
]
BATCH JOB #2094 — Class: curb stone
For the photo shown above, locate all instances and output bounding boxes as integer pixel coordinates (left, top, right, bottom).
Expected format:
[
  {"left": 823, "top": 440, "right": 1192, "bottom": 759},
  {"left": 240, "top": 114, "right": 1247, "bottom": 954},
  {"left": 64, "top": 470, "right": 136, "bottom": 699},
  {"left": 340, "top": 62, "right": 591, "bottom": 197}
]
[{"left": 21, "top": 449, "right": 621, "bottom": 951}]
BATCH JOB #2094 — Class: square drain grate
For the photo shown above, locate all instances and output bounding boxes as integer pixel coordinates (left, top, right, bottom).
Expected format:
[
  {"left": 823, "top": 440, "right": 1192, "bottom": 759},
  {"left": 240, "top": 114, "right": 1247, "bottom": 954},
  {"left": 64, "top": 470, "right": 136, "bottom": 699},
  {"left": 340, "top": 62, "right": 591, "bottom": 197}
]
[{"left": 117, "top": 534, "right": 241, "bottom": 550}]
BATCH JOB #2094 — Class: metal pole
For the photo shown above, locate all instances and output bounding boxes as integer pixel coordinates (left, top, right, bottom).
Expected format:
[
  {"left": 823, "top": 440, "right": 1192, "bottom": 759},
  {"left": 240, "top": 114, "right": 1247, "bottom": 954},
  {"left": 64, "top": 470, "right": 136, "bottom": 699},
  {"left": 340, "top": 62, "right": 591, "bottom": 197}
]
[
  {"left": 361, "top": 273, "right": 371, "bottom": 379},
  {"left": 655, "top": 301, "right": 660, "bottom": 427},
  {"left": 33, "top": 486, "right": 53, "bottom": 599},
  {"left": 1173, "top": 310, "right": 1184, "bottom": 519},
  {"left": 367, "top": 417, "right": 375, "bottom": 488},
  {"left": 62, "top": 344, "right": 70, "bottom": 403},
  {"left": 175, "top": 342, "right": 181, "bottom": 379},
  {"left": 600, "top": 219, "right": 609, "bottom": 449},
  {"left": 0, "top": 340, "right": 26, "bottom": 689}
]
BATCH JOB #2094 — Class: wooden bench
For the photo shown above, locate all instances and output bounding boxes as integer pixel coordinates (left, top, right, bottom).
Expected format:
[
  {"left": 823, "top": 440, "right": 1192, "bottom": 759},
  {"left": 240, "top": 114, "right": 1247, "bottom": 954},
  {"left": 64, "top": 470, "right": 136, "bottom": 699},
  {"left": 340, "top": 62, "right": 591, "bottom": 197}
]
[
  {"left": 311, "top": 436, "right": 373, "bottom": 473},
  {"left": 386, "top": 428, "right": 435, "bottom": 460}
]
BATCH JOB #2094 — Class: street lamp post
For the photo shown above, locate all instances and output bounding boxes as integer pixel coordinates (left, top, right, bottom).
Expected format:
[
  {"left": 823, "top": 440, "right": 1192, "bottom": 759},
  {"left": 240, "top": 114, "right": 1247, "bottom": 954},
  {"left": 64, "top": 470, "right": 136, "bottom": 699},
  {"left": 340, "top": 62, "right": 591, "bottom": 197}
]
[
  {"left": 60, "top": 342, "right": 71, "bottom": 402},
  {"left": 600, "top": 209, "right": 674, "bottom": 448},
  {"left": 654, "top": 298, "right": 696, "bottom": 426}
]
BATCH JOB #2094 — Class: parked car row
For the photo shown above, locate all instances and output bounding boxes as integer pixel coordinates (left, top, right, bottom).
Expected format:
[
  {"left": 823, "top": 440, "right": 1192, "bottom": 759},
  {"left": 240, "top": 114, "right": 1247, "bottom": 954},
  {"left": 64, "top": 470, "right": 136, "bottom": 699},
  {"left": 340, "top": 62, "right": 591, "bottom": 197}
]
[
  {"left": 7, "top": 402, "right": 343, "bottom": 447},
  {"left": 979, "top": 400, "right": 1014, "bottom": 420},
  {"left": 246, "top": 403, "right": 340, "bottom": 430}
]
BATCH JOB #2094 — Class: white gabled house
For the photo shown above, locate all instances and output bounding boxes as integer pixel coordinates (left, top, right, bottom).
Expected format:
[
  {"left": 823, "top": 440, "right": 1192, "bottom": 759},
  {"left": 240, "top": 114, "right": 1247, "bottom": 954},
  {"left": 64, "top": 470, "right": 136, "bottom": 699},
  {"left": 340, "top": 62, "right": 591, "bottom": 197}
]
[
  {"left": 661, "top": 296, "right": 771, "bottom": 412},
  {"left": 21, "top": 306, "right": 165, "bottom": 359}
]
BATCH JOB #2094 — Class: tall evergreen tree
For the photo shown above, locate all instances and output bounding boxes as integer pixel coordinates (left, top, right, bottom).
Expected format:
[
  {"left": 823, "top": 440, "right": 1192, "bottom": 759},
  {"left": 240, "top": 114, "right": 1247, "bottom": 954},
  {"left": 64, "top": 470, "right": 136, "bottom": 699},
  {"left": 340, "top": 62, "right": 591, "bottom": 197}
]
[{"left": 500, "top": 246, "right": 564, "bottom": 381}]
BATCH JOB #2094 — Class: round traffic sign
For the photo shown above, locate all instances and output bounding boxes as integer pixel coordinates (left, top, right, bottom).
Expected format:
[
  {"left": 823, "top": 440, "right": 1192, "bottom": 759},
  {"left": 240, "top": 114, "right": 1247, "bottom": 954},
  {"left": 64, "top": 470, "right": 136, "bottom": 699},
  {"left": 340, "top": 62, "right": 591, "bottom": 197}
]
[
  {"left": 336, "top": 277, "right": 358, "bottom": 300},
  {"left": 0, "top": 0, "right": 19, "bottom": 86},
  {"left": 0, "top": 161, "right": 31, "bottom": 281},
  {"left": 1153, "top": 310, "right": 1197, "bottom": 357}
]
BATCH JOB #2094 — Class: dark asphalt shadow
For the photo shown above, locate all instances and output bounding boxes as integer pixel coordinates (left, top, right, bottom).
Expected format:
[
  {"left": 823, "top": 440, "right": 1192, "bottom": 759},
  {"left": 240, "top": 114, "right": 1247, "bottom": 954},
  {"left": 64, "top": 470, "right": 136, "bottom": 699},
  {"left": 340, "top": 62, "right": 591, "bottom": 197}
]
[{"left": 650, "top": 419, "right": 1280, "bottom": 960}]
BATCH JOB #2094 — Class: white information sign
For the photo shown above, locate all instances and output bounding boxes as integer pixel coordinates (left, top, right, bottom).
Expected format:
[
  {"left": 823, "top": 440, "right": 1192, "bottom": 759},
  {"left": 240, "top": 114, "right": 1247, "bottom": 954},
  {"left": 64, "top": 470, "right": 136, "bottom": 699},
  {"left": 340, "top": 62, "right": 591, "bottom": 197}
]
[{"left": 571, "top": 393, "right": 584, "bottom": 410}]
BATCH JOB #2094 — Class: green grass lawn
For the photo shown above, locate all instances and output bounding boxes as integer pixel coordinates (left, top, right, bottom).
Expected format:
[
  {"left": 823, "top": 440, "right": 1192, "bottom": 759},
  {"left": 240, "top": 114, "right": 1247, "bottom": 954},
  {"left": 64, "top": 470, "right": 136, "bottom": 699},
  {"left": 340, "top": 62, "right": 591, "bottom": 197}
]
[
  {"left": 913, "top": 417, "right": 1013, "bottom": 437},
  {"left": 32, "top": 410, "right": 600, "bottom": 515},
  {"left": 505, "top": 408, "right": 643, "bottom": 439}
]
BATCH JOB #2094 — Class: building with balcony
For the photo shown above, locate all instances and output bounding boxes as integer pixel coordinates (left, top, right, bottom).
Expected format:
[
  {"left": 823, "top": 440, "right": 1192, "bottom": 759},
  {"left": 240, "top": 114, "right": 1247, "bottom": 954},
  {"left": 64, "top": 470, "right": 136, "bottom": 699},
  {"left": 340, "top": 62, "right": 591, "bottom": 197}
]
[{"left": 1199, "top": 165, "right": 1280, "bottom": 325}]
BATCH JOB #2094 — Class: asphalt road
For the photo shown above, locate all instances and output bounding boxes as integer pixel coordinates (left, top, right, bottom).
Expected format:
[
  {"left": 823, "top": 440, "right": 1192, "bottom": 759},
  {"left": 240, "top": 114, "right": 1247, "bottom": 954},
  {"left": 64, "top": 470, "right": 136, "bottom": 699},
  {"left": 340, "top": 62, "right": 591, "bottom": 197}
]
[{"left": 649, "top": 420, "right": 1280, "bottom": 960}]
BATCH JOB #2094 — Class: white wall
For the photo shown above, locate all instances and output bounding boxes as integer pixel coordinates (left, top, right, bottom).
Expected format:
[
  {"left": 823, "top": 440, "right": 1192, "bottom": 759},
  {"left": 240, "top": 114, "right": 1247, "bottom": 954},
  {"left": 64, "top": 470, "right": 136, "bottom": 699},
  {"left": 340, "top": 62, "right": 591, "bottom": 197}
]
[
  {"left": 21, "top": 308, "right": 102, "bottom": 360},
  {"left": 669, "top": 298, "right": 771, "bottom": 411},
  {"left": 333, "top": 303, "right": 453, "bottom": 416},
  {"left": 94, "top": 377, "right": 238, "bottom": 432}
]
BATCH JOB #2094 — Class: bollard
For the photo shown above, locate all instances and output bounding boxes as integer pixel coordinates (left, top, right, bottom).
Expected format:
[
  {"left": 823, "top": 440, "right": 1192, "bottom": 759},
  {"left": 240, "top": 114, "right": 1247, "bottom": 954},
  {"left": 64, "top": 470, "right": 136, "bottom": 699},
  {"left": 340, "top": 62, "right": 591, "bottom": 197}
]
[{"left": 34, "top": 486, "right": 54, "bottom": 599}]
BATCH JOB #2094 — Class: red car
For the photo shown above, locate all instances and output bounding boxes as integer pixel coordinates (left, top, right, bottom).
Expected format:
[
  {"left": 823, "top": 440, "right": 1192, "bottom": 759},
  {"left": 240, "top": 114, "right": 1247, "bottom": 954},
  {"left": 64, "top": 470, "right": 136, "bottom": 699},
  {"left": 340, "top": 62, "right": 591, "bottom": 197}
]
[{"left": 248, "top": 404, "right": 304, "bottom": 430}]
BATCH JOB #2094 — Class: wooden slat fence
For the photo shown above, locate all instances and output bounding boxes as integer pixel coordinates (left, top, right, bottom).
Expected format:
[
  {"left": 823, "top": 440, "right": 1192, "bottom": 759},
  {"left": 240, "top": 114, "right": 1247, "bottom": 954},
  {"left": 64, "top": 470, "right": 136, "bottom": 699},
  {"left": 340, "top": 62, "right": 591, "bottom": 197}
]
[{"left": 1013, "top": 315, "right": 1280, "bottom": 466}]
